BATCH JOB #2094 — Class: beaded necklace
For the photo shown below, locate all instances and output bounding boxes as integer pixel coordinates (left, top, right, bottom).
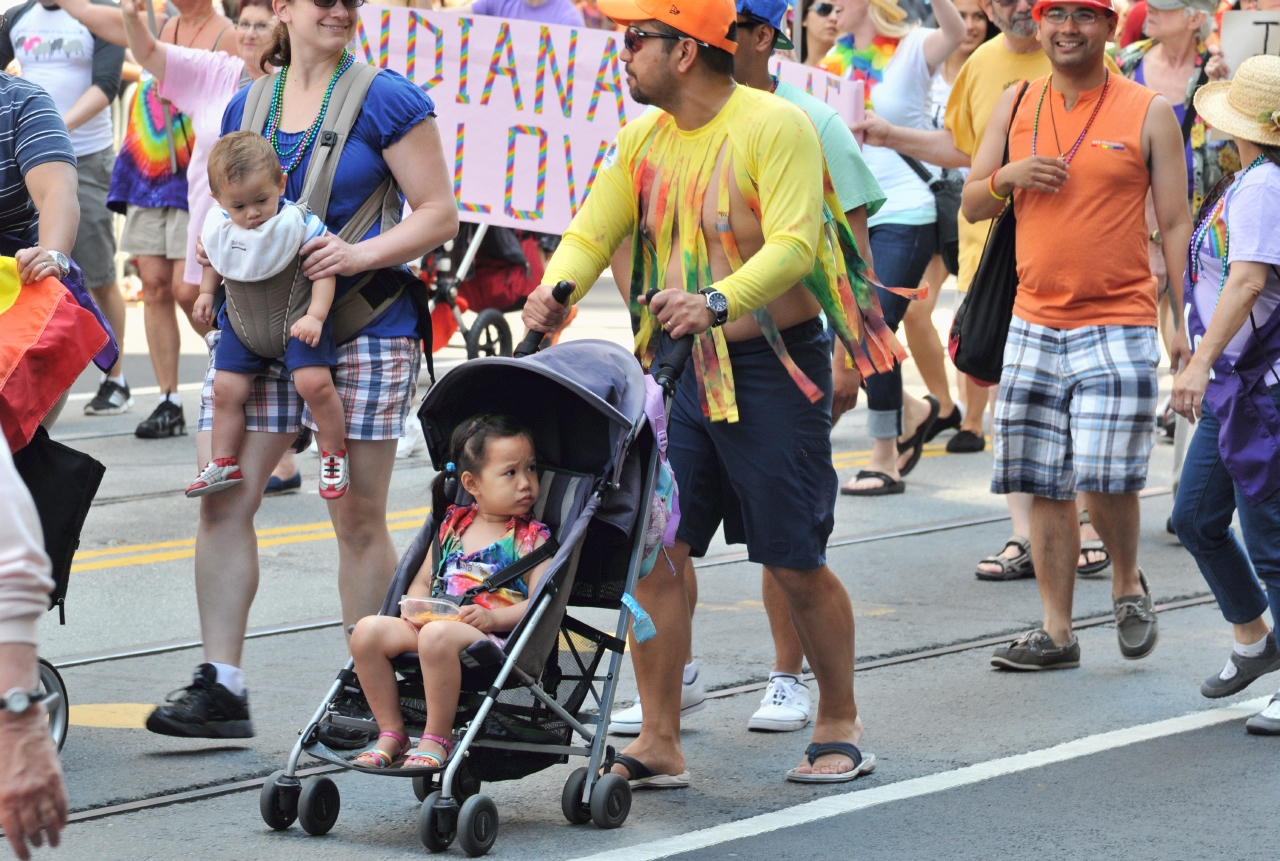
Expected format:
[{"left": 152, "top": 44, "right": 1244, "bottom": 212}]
[
  {"left": 1190, "top": 154, "right": 1267, "bottom": 308},
  {"left": 1031, "top": 72, "right": 1110, "bottom": 165},
  {"left": 264, "top": 50, "right": 355, "bottom": 175}
]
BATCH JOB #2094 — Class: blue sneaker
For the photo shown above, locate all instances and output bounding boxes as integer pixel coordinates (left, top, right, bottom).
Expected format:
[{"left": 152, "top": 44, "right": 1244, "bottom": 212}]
[{"left": 263, "top": 471, "right": 302, "bottom": 496}]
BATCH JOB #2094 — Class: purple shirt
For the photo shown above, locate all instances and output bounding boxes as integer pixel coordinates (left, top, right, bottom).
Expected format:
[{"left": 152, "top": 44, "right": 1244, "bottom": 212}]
[
  {"left": 471, "top": 0, "right": 585, "bottom": 27},
  {"left": 1190, "top": 161, "right": 1280, "bottom": 379}
]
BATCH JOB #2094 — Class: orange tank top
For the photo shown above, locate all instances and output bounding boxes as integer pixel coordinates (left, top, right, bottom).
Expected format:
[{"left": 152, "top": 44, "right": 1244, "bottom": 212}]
[{"left": 1009, "top": 73, "right": 1158, "bottom": 329}]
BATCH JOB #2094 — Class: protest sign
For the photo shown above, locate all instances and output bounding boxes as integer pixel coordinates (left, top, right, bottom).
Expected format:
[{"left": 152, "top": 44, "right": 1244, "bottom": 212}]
[
  {"left": 355, "top": 7, "right": 859, "bottom": 233},
  {"left": 1221, "top": 10, "right": 1280, "bottom": 81}
]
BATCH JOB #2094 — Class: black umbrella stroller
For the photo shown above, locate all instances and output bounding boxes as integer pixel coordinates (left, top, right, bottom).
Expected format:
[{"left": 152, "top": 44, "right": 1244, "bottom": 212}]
[{"left": 259, "top": 291, "right": 694, "bottom": 856}]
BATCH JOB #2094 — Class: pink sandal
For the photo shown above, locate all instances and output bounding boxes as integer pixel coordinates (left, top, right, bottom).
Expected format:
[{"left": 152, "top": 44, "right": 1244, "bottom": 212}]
[
  {"left": 352, "top": 730, "right": 408, "bottom": 768},
  {"left": 402, "top": 732, "right": 454, "bottom": 769}
]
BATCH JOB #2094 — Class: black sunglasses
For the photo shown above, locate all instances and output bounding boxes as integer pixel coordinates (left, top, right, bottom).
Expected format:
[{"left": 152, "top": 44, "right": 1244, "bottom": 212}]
[
  {"left": 311, "top": 0, "right": 365, "bottom": 9},
  {"left": 623, "top": 25, "right": 709, "bottom": 53},
  {"left": 811, "top": 2, "right": 842, "bottom": 16}
]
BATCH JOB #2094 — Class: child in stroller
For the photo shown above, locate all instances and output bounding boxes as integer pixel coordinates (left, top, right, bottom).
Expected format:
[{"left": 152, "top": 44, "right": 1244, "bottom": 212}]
[{"left": 350, "top": 415, "right": 554, "bottom": 770}]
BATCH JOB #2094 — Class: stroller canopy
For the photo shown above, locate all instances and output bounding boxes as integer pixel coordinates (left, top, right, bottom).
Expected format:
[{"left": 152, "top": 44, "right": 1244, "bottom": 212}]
[{"left": 419, "top": 340, "right": 646, "bottom": 483}]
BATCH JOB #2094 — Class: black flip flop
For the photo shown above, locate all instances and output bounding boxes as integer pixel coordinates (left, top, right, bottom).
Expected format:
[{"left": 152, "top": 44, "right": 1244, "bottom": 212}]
[
  {"left": 603, "top": 753, "right": 690, "bottom": 789},
  {"left": 840, "top": 470, "right": 905, "bottom": 496},
  {"left": 924, "top": 404, "right": 961, "bottom": 443},
  {"left": 897, "top": 395, "right": 940, "bottom": 478},
  {"left": 785, "top": 741, "right": 877, "bottom": 783}
]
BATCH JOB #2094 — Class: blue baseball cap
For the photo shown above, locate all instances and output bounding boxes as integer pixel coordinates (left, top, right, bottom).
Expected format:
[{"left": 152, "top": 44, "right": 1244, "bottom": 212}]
[{"left": 736, "top": 0, "right": 795, "bottom": 50}]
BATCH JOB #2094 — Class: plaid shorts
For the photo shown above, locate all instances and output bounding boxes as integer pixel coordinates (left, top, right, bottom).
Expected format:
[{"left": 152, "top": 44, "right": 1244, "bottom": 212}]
[
  {"left": 992, "top": 317, "right": 1160, "bottom": 500},
  {"left": 198, "top": 331, "right": 420, "bottom": 441}
]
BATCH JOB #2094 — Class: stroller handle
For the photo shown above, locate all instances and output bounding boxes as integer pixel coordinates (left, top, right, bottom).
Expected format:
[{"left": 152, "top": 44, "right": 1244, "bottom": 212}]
[
  {"left": 514, "top": 281, "right": 574, "bottom": 358},
  {"left": 645, "top": 288, "right": 696, "bottom": 398}
]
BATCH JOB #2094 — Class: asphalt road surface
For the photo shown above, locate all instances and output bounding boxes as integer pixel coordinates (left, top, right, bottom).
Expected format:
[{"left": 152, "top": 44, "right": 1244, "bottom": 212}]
[{"left": 21, "top": 284, "right": 1278, "bottom": 861}]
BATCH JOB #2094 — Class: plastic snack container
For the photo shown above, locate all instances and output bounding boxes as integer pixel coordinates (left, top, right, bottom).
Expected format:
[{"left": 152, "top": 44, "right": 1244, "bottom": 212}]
[{"left": 399, "top": 596, "right": 461, "bottom": 625}]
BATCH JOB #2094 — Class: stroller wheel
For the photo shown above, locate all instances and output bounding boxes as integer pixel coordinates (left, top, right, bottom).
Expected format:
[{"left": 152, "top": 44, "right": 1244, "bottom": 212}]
[
  {"left": 561, "top": 767, "right": 592, "bottom": 825},
  {"left": 259, "top": 770, "right": 300, "bottom": 830},
  {"left": 454, "top": 759, "right": 481, "bottom": 802},
  {"left": 37, "top": 659, "right": 68, "bottom": 752},
  {"left": 590, "top": 773, "right": 631, "bottom": 829},
  {"left": 297, "top": 775, "right": 340, "bottom": 836},
  {"left": 418, "top": 791, "right": 456, "bottom": 853},
  {"left": 457, "top": 794, "right": 499, "bottom": 857},
  {"left": 465, "top": 309, "right": 512, "bottom": 359},
  {"left": 412, "top": 774, "right": 430, "bottom": 803}
]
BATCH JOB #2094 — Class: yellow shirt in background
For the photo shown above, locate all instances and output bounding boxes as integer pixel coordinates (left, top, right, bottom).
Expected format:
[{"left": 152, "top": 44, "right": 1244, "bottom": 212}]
[{"left": 944, "top": 41, "right": 1118, "bottom": 291}]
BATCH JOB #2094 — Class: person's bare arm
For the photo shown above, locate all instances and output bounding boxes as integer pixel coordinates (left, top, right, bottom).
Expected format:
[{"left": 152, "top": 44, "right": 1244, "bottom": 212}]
[
  {"left": 291, "top": 274, "right": 336, "bottom": 348},
  {"left": 962, "top": 86, "right": 1068, "bottom": 222},
  {"left": 1170, "top": 260, "right": 1268, "bottom": 423},
  {"left": 922, "top": 0, "right": 965, "bottom": 71},
  {"left": 0, "top": 644, "right": 66, "bottom": 861},
  {"left": 61, "top": 87, "right": 109, "bottom": 132},
  {"left": 854, "top": 115, "right": 971, "bottom": 168},
  {"left": 57, "top": 0, "right": 145, "bottom": 49},
  {"left": 1145, "top": 95, "right": 1193, "bottom": 371},
  {"left": 191, "top": 264, "right": 219, "bottom": 326},
  {"left": 120, "top": 0, "right": 167, "bottom": 81},
  {"left": 300, "top": 118, "right": 459, "bottom": 281},
  {"left": 15, "top": 161, "right": 78, "bottom": 284}
]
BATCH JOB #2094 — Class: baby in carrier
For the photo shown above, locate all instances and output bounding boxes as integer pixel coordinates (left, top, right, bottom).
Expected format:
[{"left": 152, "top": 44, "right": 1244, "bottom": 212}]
[
  {"left": 349, "top": 415, "right": 552, "bottom": 769},
  {"left": 188, "top": 132, "right": 349, "bottom": 499}
]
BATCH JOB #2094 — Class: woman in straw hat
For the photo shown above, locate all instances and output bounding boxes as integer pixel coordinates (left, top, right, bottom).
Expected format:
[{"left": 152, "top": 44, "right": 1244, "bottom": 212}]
[
  {"left": 819, "top": 0, "right": 967, "bottom": 496},
  {"left": 1170, "top": 54, "right": 1280, "bottom": 734}
]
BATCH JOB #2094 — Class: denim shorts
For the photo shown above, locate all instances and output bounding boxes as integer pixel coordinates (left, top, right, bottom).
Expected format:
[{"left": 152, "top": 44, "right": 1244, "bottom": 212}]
[{"left": 667, "top": 318, "right": 836, "bottom": 571}]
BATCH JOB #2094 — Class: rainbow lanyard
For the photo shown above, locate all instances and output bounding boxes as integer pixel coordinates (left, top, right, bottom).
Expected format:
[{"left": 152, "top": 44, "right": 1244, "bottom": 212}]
[
  {"left": 1031, "top": 72, "right": 1110, "bottom": 165},
  {"left": 1190, "top": 155, "right": 1267, "bottom": 308}
]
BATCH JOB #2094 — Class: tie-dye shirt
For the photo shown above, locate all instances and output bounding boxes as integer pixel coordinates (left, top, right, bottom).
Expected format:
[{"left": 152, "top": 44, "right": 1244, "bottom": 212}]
[
  {"left": 432, "top": 505, "right": 551, "bottom": 612},
  {"left": 543, "top": 85, "right": 906, "bottom": 423},
  {"left": 106, "top": 71, "right": 191, "bottom": 213}
]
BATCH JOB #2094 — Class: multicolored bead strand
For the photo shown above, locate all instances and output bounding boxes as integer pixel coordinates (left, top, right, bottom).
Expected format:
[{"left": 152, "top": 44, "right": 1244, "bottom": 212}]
[{"left": 263, "top": 49, "right": 356, "bottom": 175}]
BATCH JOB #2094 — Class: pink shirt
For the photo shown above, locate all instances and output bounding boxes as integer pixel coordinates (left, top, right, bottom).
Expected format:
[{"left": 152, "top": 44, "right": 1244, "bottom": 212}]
[{"left": 158, "top": 46, "right": 247, "bottom": 286}]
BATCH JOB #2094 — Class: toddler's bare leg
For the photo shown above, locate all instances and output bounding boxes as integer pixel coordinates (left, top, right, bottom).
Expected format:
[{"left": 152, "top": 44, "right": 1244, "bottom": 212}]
[
  {"left": 350, "top": 615, "right": 420, "bottom": 757},
  {"left": 210, "top": 371, "right": 253, "bottom": 461},
  {"left": 292, "top": 365, "right": 347, "bottom": 454},
  {"left": 415, "top": 621, "right": 489, "bottom": 755}
]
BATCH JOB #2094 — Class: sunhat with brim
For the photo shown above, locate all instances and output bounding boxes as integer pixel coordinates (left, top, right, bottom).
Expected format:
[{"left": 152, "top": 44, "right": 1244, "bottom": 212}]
[
  {"left": 1194, "top": 55, "right": 1280, "bottom": 148},
  {"left": 1146, "top": 0, "right": 1216, "bottom": 14},
  {"left": 597, "top": 0, "right": 739, "bottom": 54},
  {"left": 1031, "top": 0, "right": 1116, "bottom": 21}
]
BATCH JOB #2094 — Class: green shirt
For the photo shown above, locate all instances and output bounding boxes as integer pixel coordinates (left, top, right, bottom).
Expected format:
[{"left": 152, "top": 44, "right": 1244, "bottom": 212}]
[{"left": 774, "top": 80, "right": 886, "bottom": 218}]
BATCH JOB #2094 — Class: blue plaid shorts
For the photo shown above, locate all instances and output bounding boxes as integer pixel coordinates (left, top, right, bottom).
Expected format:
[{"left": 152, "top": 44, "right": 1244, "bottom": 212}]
[
  {"left": 198, "top": 331, "right": 419, "bottom": 441},
  {"left": 992, "top": 317, "right": 1160, "bottom": 500}
]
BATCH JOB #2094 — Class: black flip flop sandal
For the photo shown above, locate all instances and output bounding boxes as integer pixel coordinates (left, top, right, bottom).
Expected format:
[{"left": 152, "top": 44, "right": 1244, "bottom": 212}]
[
  {"left": 924, "top": 404, "right": 961, "bottom": 443},
  {"left": 603, "top": 753, "right": 690, "bottom": 789},
  {"left": 840, "top": 470, "right": 905, "bottom": 496},
  {"left": 785, "top": 741, "right": 877, "bottom": 783},
  {"left": 897, "top": 395, "right": 940, "bottom": 478}
]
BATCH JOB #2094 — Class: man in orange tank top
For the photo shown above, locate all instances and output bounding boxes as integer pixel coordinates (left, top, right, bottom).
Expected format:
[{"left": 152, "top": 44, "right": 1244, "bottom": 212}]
[{"left": 959, "top": 0, "right": 1192, "bottom": 670}]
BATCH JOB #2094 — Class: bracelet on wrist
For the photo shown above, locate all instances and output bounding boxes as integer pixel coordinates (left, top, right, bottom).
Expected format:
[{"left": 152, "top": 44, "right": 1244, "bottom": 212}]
[{"left": 988, "top": 171, "right": 1011, "bottom": 202}]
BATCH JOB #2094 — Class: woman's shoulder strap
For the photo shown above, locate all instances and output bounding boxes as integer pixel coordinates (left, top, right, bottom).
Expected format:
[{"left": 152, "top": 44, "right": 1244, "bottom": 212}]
[
  {"left": 240, "top": 73, "right": 280, "bottom": 134},
  {"left": 296, "top": 62, "right": 384, "bottom": 222}
]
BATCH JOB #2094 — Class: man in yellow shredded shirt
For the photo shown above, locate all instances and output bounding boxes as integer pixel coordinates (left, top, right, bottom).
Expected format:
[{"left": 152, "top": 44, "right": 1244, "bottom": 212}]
[{"left": 522, "top": 0, "right": 878, "bottom": 785}]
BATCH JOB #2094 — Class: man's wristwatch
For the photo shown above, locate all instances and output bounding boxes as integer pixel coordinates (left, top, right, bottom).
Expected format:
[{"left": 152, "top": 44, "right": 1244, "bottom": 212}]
[
  {"left": 699, "top": 288, "right": 729, "bottom": 328},
  {"left": 48, "top": 250, "right": 69, "bottom": 279},
  {"left": 0, "top": 687, "right": 42, "bottom": 715}
]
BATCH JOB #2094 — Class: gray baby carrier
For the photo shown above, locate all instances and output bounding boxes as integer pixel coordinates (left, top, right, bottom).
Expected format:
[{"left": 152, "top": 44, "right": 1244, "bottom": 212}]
[{"left": 225, "top": 62, "right": 405, "bottom": 358}]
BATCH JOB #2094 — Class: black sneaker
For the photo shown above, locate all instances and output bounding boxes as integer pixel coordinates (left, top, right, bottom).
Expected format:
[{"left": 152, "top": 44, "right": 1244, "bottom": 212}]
[
  {"left": 946, "top": 430, "right": 986, "bottom": 453},
  {"left": 83, "top": 380, "right": 133, "bottom": 415},
  {"left": 991, "top": 628, "right": 1081, "bottom": 671},
  {"left": 145, "top": 663, "right": 254, "bottom": 738},
  {"left": 1201, "top": 632, "right": 1280, "bottom": 698},
  {"left": 135, "top": 399, "right": 186, "bottom": 438}
]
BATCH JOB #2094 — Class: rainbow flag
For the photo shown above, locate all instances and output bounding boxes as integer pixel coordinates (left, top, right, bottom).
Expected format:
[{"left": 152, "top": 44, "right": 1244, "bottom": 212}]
[{"left": 0, "top": 259, "right": 108, "bottom": 451}]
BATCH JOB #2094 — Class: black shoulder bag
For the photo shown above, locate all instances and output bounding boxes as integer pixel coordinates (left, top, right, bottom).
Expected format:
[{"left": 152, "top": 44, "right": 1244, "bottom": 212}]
[
  {"left": 948, "top": 81, "right": 1031, "bottom": 385},
  {"left": 899, "top": 154, "right": 964, "bottom": 276}
]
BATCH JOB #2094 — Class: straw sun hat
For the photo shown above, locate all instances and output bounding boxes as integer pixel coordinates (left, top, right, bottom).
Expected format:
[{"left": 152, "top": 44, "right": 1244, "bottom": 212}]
[{"left": 1194, "top": 54, "right": 1280, "bottom": 147}]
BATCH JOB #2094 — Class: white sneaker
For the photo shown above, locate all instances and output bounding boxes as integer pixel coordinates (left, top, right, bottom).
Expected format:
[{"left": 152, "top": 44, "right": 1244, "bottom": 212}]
[
  {"left": 608, "top": 671, "right": 706, "bottom": 736},
  {"left": 397, "top": 420, "right": 426, "bottom": 459},
  {"left": 747, "top": 676, "right": 812, "bottom": 732}
]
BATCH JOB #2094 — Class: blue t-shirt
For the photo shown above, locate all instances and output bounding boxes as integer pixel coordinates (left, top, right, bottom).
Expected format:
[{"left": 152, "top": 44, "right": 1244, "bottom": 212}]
[
  {"left": 222, "top": 69, "right": 433, "bottom": 341},
  {"left": 0, "top": 73, "right": 76, "bottom": 245}
]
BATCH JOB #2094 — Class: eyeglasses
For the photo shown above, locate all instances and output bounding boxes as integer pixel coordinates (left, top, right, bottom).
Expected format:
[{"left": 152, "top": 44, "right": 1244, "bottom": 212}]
[
  {"left": 1041, "top": 7, "right": 1103, "bottom": 23},
  {"left": 811, "top": 2, "right": 843, "bottom": 16},
  {"left": 311, "top": 0, "right": 365, "bottom": 9},
  {"left": 235, "top": 20, "right": 273, "bottom": 32},
  {"left": 622, "top": 26, "right": 709, "bottom": 53}
]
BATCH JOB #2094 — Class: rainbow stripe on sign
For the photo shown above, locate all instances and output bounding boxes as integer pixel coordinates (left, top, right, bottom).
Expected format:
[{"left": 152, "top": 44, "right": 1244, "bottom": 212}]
[
  {"left": 480, "top": 22, "right": 523, "bottom": 110},
  {"left": 535, "top": 27, "right": 576, "bottom": 118},
  {"left": 457, "top": 18, "right": 472, "bottom": 104},
  {"left": 564, "top": 135, "right": 608, "bottom": 216},
  {"left": 407, "top": 12, "right": 445, "bottom": 89},
  {"left": 378, "top": 9, "right": 390, "bottom": 67},
  {"left": 586, "top": 38, "right": 624, "bottom": 123},
  {"left": 1091, "top": 140, "right": 1125, "bottom": 150},
  {"left": 505, "top": 125, "right": 547, "bottom": 219},
  {"left": 453, "top": 123, "right": 491, "bottom": 214}
]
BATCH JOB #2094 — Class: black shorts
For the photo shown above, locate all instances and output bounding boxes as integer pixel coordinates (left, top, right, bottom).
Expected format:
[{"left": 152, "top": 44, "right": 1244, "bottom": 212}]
[{"left": 668, "top": 317, "right": 836, "bottom": 571}]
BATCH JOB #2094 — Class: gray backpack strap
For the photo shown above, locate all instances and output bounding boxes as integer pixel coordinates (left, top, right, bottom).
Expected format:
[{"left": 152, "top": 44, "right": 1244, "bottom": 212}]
[
  {"left": 239, "top": 73, "right": 276, "bottom": 135},
  {"left": 297, "top": 62, "right": 385, "bottom": 224}
]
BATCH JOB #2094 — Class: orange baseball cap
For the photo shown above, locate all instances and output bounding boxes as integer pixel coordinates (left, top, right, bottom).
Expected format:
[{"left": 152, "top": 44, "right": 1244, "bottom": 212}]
[{"left": 597, "top": 0, "right": 738, "bottom": 54}]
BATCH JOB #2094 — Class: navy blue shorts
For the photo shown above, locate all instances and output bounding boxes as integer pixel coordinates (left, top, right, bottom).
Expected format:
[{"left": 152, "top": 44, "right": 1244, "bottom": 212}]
[
  {"left": 667, "top": 317, "right": 836, "bottom": 571},
  {"left": 213, "top": 317, "right": 338, "bottom": 375}
]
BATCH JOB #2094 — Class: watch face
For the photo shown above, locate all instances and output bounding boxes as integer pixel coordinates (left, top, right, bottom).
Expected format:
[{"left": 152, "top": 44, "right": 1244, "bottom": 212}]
[
  {"left": 6, "top": 690, "right": 28, "bottom": 713},
  {"left": 708, "top": 292, "right": 728, "bottom": 314}
]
